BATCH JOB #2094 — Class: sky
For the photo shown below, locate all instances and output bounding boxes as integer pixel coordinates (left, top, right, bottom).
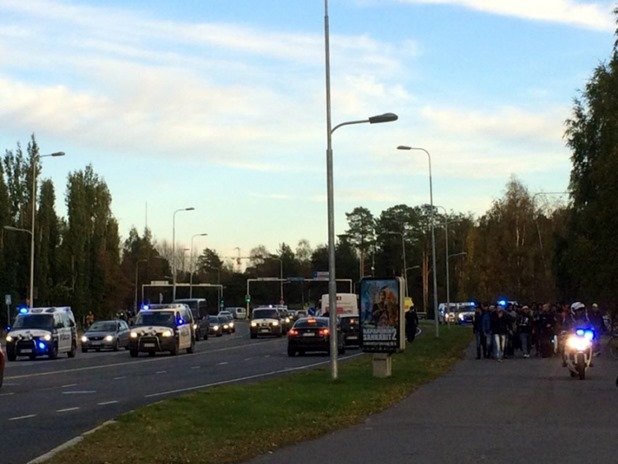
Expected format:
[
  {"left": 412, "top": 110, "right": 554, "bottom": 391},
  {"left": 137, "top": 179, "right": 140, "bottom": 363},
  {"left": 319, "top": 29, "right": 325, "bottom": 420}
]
[{"left": 1, "top": 0, "right": 615, "bottom": 264}]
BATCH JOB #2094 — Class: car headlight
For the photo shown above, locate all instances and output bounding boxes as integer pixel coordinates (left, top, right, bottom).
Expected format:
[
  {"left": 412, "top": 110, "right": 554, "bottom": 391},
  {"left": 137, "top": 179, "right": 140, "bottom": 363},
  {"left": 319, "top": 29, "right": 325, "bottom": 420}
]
[
  {"left": 193, "top": 323, "right": 198, "bottom": 330},
  {"left": 43, "top": 334, "right": 52, "bottom": 341},
  {"left": 104, "top": 335, "right": 114, "bottom": 342},
  {"left": 162, "top": 330, "right": 173, "bottom": 338},
  {"left": 81, "top": 335, "right": 89, "bottom": 343},
  {"left": 130, "top": 331, "right": 138, "bottom": 339},
  {"left": 213, "top": 325, "right": 220, "bottom": 330},
  {"left": 251, "top": 321, "right": 257, "bottom": 327},
  {"left": 272, "top": 320, "right": 279, "bottom": 326},
  {"left": 6, "top": 335, "right": 13, "bottom": 343}
]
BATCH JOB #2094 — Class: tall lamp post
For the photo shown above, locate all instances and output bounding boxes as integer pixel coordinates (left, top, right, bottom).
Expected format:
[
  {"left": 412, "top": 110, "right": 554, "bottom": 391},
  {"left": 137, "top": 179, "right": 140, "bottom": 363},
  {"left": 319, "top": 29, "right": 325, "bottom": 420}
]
[
  {"left": 134, "top": 259, "right": 147, "bottom": 312},
  {"left": 189, "top": 233, "right": 207, "bottom": 298},
  {"left": 386, "top": 231, "right": 408, "bottom": 296},
  {"left": 6, "top": 151, "right": 65, "bottom": 307},
  {"left": 172, "top": 207, "right": 195, "bottom": 301},
  {"left": 325, "top": 0, "right": 397, "bottom": 382},
  {"left": 446, "top": 251, "right": 467, "bottom": 325},
  {"left": 270, "top": 255, "right": 284, "bottom": 303},
  {"left": 397, "top": 145, "right": 438, "bottom": 337}
]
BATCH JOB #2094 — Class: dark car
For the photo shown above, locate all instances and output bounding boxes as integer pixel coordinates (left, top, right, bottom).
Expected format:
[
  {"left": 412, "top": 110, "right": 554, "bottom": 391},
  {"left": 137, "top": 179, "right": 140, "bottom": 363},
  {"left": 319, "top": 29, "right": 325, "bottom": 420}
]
[
  {"left": 173, "top": 299, "right": 209, "bottom": 340},
  {"left": 339, "top": 315, "right": 360, "bottom": 347},
  {"left": 208, "top": 316, "right": 223, "bottom": 337},
  {"left": 0, "top": 342, "right": 5, "bottom": 388},
  {"left": 81, "top": 319, "right": 130, "bottom": 352},
  {"left": 287, "top": 316, "right": 345, "bottom": 357}
]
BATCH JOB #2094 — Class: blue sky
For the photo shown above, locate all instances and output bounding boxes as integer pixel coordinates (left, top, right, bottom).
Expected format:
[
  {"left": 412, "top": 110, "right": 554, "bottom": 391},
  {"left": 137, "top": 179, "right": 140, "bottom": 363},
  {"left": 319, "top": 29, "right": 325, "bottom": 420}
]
[{"left": 0, "top": 0, "right": 615, "bottom": 263}]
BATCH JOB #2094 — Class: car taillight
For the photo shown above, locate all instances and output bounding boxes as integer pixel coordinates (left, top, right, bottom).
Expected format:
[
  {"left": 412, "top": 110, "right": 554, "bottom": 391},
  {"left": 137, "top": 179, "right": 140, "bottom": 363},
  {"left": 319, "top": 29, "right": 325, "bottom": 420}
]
[
  {"left": 319, "top": 328, "right": 330, "bottom": 336},
  {"left": 288, "top": 329, "right": 299, "bottom": 337}
]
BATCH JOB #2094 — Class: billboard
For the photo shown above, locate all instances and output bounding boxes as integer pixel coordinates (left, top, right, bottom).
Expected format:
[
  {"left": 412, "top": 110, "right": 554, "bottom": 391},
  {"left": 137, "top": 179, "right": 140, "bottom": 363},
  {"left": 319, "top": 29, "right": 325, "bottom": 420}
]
[{"left": 359, "top": 277, "right": 405, "bottom": 353}]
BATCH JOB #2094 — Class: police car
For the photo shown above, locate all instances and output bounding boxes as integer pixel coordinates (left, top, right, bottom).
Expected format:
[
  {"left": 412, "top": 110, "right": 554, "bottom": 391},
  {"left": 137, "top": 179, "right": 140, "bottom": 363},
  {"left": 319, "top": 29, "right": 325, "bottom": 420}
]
[
  {"left": 129, "top": 303, "right": 196, "bottom": 357},
  {"left": 5, "top": 307, "right": 78, "bottom": 360}
]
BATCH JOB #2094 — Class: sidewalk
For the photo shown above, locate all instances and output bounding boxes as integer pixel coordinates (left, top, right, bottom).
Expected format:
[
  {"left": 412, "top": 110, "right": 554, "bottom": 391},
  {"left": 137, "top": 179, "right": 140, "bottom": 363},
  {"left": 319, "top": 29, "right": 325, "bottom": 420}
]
[{"left": 243, "top": 342, "right": 618, "bottom": 464}]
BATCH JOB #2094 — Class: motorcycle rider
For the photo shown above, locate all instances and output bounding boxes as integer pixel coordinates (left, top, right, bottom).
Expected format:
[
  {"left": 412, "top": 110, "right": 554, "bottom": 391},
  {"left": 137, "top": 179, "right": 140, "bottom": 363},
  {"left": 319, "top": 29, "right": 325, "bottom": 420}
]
[{"left": 562, "top": 302, "right": 594, "bottom": 367}]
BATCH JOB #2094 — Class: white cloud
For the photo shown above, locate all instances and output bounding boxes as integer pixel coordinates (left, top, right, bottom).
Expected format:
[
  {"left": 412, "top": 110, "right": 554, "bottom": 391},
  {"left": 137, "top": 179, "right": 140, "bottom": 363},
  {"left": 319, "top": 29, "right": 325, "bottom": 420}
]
[{"left": 396, "top": 0, "right": 614, "bottom": 31}]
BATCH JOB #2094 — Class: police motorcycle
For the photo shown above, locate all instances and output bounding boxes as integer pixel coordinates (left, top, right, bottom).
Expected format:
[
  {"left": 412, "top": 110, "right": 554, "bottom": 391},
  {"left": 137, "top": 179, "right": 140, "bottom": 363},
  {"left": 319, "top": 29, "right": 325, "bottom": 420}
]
[{"left": 559, "top": 302, "right": 595, "bottom": 380}]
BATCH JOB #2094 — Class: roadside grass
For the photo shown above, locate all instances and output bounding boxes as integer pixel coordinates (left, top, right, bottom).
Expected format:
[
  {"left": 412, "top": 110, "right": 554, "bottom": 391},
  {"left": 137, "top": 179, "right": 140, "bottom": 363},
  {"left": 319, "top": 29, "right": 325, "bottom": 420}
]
[{"left": 44, "top": 323, "right": 472, "bottom": 464}]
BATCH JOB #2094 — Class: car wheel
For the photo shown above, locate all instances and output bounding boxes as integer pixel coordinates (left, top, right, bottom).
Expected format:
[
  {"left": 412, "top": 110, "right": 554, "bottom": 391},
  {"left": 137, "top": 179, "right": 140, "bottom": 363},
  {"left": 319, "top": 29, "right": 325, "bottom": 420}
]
[
  {"left": 49, "top": 344, "right": 58, "bottom": 360},
  {"left": 81, "top": 347, "right": 88, "bottom": 353},
  {"left": 187, "top": 338, "right": 195, "bottom": 354},
  {"left": 130, "top": 348, "right": 138, "bottom": 358},
  {"left": 68, "top": 342, "right": 77, "bottom": 358},
  {"left": 7, "top": 349, "right": 16, "bottom": 362},
  {"left": 287, "top": 347, "right": 296, "bottom": 357},
  {"left": 170, "top": 341, "right": 178, "bottom": 356},
  {"left": 113, "top": 339, "right": 120, "bottom": 351}
]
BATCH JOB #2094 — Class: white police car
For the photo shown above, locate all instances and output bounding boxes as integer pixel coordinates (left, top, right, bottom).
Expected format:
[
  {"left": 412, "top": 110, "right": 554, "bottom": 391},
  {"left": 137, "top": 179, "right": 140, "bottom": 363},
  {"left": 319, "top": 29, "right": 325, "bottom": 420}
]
[
  {"left": 5, "top": 307, "right": 78, "bottom": 360},
  {"left": 129, "top": 303, "right": 196, "bottom": 357}
]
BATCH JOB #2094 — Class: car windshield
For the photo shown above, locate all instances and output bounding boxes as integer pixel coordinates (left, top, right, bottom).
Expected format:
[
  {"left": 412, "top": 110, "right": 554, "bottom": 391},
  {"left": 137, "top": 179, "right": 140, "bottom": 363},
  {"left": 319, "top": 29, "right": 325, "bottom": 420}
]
[
  {"left": 13, "top": 314, "right": 54, "bottom": 330},
  {"left": 253, "top": 309, "right": 278, "bottom": 319},
  {"left": 134, "top": 311, "right": 175, "bottom": 327},
  {"left": 294, "top": 318, "right": 329, "bottom": 329},
  {"left": 88, "top": 322, "right": 117, "bottom": 332},
  {"left": 208, "top": 316, "right": 219, "bottom": 323}
]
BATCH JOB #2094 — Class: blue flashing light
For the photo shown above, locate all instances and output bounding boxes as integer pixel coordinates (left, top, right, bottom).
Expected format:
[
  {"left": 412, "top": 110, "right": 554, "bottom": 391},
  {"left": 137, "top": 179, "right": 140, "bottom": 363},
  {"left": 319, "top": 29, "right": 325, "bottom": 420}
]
[
  {"left": 19, "top": 307, "right": 29, "bottom": 315},
  {"left": 177, "top": 317, "right": 184, "bottom": 325},
  {"left": 142, "top": 305, "right": 150, "bottom": 311},
  {"left": 37, "top": 341, "right": 47, "bottom": 350},
  {"left": 497, "top": 299, "right": 507, "bottom": 307},
  {"left": 584, "top": 330, "right": 595, "bottom": 340}
]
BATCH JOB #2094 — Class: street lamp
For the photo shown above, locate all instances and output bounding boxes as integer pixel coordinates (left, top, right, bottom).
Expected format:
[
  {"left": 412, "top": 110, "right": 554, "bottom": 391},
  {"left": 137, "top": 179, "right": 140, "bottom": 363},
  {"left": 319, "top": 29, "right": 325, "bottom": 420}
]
[
  {"left": 386, "top": 231, "right": 407, "bottom": 297},
  {"left": 7, "top": 151, "right": 65, "bottom": 307},
  {"left": 189, "top": 233, "right": 207, "bottom": 298},
  {"left": 446, "top": 251, "right": 467, "bottom": 324},
  {"left": 134, "top": 259, "right": 147, "bottom": 312},
  {"left": 270, "top": 255, "right": 284, "bottom": 304},
  {"left": 397, "top": 145, "right": 438, "bottom": 337},
  {"left": 324, "top": 0, "right": 397, "bottom": 381},
  {"left": 172, "top": 207, "right": 195, "bottom": 301}
]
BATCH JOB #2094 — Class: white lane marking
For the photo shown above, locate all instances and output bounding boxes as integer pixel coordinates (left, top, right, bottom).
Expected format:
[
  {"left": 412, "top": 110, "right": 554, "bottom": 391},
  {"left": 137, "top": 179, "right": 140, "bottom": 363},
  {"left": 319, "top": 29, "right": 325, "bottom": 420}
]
[
  {"left": 155, "top": 371, "right": 166, "bottom": 374},
  {"left": 145, "top": 352, "right": 364, "bottom": 399},
  {"left": 191, "top": 366, "right": 201, "bottom": 369},
  {"left": 5, "top": 341, "right": 268, "bottom": 381},
  {"left": 113, "top": 376, "right": 126, "bottom": 380},
  {"left": 9, "top": 414, "right": 37, "bottom": 421},
  {"left": 61, "top": 383, "right": 77, "bottom": 388},
  {"left": 217, "top": 361, "right": 229, "bottom": 366},
  {"left": 98, "top": 401, "right": 119, "bottom": 406},
  {"left": 62, "top": 390, "right": 96, "bottom": 394},
  {"left": 57, "top": 407, "right": 80, "bottom": 413},
  {"left": 243, "top": 358, "right": 252, "bottom": 361},
  {"left": 0, "top": 392, "right": 15, "bottom": 397}
]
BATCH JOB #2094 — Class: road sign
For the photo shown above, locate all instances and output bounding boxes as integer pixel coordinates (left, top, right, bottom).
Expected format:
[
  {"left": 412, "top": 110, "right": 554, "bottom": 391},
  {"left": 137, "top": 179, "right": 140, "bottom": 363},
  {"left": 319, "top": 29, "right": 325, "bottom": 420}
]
[
  {"left": 313, "top": 271, "right": 329, "bottom": 279},
  {"left": 5, "top": 294, "right": 11, "bottom": 305}
]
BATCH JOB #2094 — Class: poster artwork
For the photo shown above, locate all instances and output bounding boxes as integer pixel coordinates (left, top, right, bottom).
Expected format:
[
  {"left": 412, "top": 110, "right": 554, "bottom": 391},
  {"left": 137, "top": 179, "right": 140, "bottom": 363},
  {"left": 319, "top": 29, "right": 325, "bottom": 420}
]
[{"left": 359, "top": 278, "right": 403, "bottom": 353}]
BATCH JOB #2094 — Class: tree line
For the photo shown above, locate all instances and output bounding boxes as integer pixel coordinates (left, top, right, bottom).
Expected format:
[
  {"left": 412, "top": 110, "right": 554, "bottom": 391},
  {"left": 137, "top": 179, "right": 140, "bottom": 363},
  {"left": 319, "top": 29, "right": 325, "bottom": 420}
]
[{"left": 3, "top": 12, "right": 618, "bottom": 325}]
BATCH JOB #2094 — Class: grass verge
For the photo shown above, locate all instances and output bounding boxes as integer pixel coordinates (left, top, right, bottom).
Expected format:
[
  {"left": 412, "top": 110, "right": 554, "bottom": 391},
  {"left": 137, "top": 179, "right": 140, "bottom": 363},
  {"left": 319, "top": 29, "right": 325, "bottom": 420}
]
[{"left": 43, "top": 323, "right": 472, "bottom": 464}]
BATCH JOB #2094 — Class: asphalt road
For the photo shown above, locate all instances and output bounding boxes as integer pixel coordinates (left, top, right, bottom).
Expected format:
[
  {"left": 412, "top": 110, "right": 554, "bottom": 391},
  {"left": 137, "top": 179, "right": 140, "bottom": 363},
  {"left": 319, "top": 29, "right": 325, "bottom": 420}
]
[
  {"left": 245, "top": 340, "right": 618, "bottom": 464},
  {"left": 0, "top": 322, "right": 361, "bottom": 464}
]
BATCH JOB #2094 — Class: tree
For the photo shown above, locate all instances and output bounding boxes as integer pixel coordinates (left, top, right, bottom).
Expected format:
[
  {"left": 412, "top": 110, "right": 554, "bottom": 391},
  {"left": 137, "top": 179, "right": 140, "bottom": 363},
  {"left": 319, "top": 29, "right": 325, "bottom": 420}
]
[
  {"left": 563, "top": 11, "right": 618, "bottom": 307},
  {"left": 344, "top": 207, "right": 375, "bottom": 277}
]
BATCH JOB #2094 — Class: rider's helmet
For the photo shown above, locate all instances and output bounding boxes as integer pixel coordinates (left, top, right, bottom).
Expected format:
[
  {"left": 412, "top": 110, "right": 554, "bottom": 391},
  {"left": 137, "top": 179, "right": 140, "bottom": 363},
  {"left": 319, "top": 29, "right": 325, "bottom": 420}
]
[{"left": 570, "top": 302, "right": 586, "bottom": 319}]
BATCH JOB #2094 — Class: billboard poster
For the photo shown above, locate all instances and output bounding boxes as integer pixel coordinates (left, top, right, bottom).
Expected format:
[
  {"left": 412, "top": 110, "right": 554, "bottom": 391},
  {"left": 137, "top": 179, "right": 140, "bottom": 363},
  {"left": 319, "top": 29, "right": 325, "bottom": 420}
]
[{"left": 359, "top": 277, "right": 404, "bottom": 353}]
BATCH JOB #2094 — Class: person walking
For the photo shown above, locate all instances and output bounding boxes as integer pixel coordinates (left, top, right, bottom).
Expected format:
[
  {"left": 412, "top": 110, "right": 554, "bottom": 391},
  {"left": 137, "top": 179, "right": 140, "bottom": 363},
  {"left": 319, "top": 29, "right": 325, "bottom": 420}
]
[
  {"left": 517, "top": 306, "right": 533, "bottom": 358},
  {"left": 405, "top": 306, "right": 419, "bottom": 344},
  {"left": 472, "top": 305, "right": 486, "bottom": 359},
  {"left": 491, "top": 308, "right": 509, "bottom": 362}
]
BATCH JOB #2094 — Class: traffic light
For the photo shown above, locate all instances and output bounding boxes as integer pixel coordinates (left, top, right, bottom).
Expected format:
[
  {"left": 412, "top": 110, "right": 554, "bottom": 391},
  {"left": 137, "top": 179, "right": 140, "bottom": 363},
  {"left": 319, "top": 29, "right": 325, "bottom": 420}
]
[
  {"left": 245, "top": 295, "right": 251, "bottom": 303},
  {"left": 220, "top": 298, "right": 224, "bottom": 307}
]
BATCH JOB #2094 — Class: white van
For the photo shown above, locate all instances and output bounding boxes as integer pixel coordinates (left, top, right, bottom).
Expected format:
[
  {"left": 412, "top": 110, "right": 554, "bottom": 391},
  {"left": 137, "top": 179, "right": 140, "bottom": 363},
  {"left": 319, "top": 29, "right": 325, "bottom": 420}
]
[
  {"left": 320, "top": 293, "right": 359, "bottom": 316},
  {"left": 225, "top": 307, "right": 247, "bottom": 320}
]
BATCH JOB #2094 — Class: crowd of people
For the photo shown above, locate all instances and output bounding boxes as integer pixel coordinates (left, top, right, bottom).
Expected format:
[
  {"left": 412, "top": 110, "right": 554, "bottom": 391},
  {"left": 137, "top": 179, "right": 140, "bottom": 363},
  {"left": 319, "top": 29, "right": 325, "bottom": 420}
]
[{"left": 471, "top": 302, "right": 609, "bottom": 362}]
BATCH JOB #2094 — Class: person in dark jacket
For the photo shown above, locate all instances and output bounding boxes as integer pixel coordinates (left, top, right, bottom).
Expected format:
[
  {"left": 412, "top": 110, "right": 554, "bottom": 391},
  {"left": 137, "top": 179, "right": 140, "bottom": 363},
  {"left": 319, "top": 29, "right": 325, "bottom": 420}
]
[
  {"left": 490, "top": 308, "right": 509, "bottom": 362},
  {"left": 472, "top": 306, "right": 486, "bottom": 359},
  {"left": 537, "top": 303, "right": 556, "bottom": 358},
  {"left": 405, "top": 307, "right": 419, "bottom": 343},
  {"left": 516, "top": 306, "right": 534, "bottom": 358}
]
